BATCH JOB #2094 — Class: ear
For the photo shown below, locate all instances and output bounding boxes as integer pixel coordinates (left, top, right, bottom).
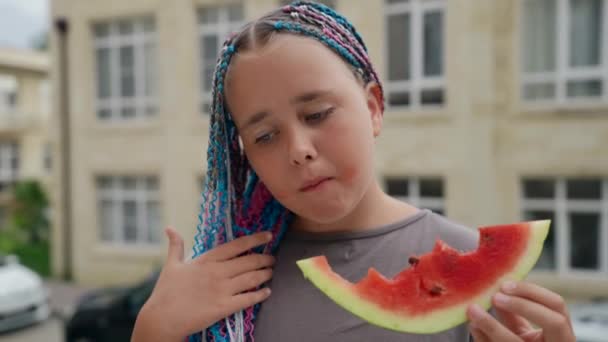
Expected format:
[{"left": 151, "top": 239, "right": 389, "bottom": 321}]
[{"left": 364, "top": 82, "right": 384, "bottom": 138}]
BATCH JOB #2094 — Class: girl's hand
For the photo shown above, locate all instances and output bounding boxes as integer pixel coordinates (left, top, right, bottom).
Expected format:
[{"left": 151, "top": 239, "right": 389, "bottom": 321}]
[
  {"left": 466, "top": 281, "right": 576, "bottom": 342},
  {"left": 132, "top": 227, "right": 275, "bottom": 342}
]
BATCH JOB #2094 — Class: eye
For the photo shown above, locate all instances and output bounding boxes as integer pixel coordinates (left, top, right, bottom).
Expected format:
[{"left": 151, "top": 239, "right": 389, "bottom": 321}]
[
  {"left": 305, "top": 107, "right": 334, "bottom": 124},
  {"left": 254, "top": 131, "right": 276, "bottom": 145}
]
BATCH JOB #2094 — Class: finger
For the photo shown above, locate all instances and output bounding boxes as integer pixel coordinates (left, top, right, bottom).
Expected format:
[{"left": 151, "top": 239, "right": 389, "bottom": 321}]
[
  {"left": 466, "top": 304, "right": 520, "bottom": 341},
  {"left": 492, "top": 293, "right": 574, "bottom": 342},
  {"left": 202, "top": 232, "right": 272, "bottom": 262},
  {"left": 501, "top": 281, "right": 569, "bottom": 319},
  {"left": 165, "top": 227, "right": 184, "bottom": 264},
  {"left": 228, "top": 268, "right": 274, "bottom": 295},
  {"left": 494, "top": 306, "right": 532, "bottom": 335},
  {"left": 468, "top": 325, "right": 491, "bottom": 342},
  {"left": 227, "top": 287, "right": 272, "bottom": 313},
  {"left": 222, "top": 254, "right": 276, "bottom": 278}
]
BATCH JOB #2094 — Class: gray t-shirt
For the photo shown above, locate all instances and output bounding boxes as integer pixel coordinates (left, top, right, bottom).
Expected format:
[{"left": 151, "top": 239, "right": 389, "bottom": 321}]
[{"left": 254, "top": 209, "right": 479, "bottom": 342}]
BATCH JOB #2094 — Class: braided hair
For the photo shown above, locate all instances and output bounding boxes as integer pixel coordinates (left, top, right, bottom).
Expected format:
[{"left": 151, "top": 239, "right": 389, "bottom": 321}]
[{"left": 189, "top": 2, "right": 384, "bottom": 341}]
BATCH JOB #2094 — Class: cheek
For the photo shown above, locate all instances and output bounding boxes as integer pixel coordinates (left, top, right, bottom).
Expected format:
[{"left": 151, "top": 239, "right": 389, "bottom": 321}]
[
  {"left": 323, "top": 115, "right": 375, "bottom": 188},
  {"left": 341, "top": 164, "right": 359, "bottom": 185},
  {"left": 247, "top": 153, "right": 293, "bottom": 199}
]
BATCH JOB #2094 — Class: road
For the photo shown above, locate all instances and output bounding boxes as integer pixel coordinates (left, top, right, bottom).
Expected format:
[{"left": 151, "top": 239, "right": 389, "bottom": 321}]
[{"left": 0, "top": 317, "right": 64, "bottom": 342}]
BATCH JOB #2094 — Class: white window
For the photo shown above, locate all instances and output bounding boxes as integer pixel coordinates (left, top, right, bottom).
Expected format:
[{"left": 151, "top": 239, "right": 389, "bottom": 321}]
[
  {"left": 198, "top": 4, "right": 244, "bottom": 114},
  {"left": 0, "top": 143, "right": 18, "bottom": 192},
  {"left": 280, "top": 0, "right": 337, "bottom": 8},
  {"left": 521, "top": 0, "right": 607, "bottom": 105},
  {"left": 0, "top": 75, "right": 18, "bottom": 114},
  {"left": 93, "top": 17, "right": 158, "bottom": 121},
  {"left": 385, "top": 0, "right": 445, "bottom": 109},
  {"left": 97, "top": 176, "right": 162, "bottom": 245},
  {"left": 385, "top": 177, "right": 445, "bottom": 215},
  {"left": 521, "top": 178, "right": 608, "bottom": 275}
]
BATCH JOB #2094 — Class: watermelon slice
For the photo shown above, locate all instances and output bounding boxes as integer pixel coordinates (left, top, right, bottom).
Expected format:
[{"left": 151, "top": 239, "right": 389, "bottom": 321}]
[{"left": 296, "top": 220, "right": 550, "bottom": 334}]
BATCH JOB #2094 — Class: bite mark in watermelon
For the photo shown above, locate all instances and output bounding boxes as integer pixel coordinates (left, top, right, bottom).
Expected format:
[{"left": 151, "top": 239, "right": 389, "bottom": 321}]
[{"left": 296, "top": 220, "right": 550, "bottom": 334}]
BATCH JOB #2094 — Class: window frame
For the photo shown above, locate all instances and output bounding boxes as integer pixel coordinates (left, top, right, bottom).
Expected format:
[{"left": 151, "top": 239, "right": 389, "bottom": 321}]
[
  {"left": 384, "top": 0, "right": 446, "bottom": 111},
  {"left": 198, "top": 4, "right": 244, "bottom": 115},
  {"left": 96, "top": 175, "right": 162, "bottom": 246},
  {"left": 0, "top": 142, "right": 18, "bottom": 192},
  {"left": 385, "top": 176, "right": 446, "bottom": 214},
  {"left": 93, "top": 16, "right": 158, "bottom": 122},
  {"left": 519, "top": 0, "right": 608, "bottom": 109},
  {"left": 521, "top": 178, "right": 608, "bottom": 277},
  {"left": 0, "top": 75, "right": 18, "bottom": 114}
]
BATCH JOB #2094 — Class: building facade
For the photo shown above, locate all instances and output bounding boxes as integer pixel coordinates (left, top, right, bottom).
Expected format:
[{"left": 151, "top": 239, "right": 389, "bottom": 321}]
[
  {"left": 50, "top": 0, "right": 608, "bottom": 300},
  {"left": 0, "top": 48, "right": 51, "bottom": 228}
]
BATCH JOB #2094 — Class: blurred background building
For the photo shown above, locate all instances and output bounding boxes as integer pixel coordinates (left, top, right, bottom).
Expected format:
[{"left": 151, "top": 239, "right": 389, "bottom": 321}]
[
  {"left": 0, "top": 48, "right": 52, "bottom": 229},
  {"left": 47, "top": 0, "right": 608, "bottom": 301}
]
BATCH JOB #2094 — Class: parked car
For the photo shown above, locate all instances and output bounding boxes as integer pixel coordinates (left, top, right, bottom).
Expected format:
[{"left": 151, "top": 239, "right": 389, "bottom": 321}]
[
  {"left": 570, "top": 300, "right": 608, "bottom": 342},
  {"left": 0, "top": 253, "right": 50, "bottom": 333},
  {"left": 65, "top": 269, "right": 159, "bottom": 342}
]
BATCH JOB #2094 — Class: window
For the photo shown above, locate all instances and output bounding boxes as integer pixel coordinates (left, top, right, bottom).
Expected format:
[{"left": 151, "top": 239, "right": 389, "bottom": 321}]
[
  {"left": 521, "top": 178, "right": 608, "bottom": 274},
  {"left": 0, "top": 143, "right": 18, "bottom": 192},
  {"left": 385, "top": 177, "right": 445, "bottom": 215},
  {"left": 97, "top": 176, "right": 162, "bottom": 245},
  {"left": 385, "top": 0, "right": 445, "bottom": 109},
  {"left": 280, "top": 0, "right": 337, "bottom": 8},
  {"left": 0, "top": 75, "right": 18, "bottom": 114},
  {"left": 93, "top": 17, "right": 158, "bottom": 121},
  {"left": 43, "top": 143, "right": 52, "bottom": 172},
  {"left": 521, "top": 0, "right": 607, "bottom": 104},
  {"left": 198, "top": 4, "right": 244, "bottom": 114}
]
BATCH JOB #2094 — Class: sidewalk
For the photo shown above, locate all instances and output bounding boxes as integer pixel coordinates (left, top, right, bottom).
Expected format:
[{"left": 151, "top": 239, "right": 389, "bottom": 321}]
[{"left": 44, "top": 279, "right": 92, "bottom": 320}]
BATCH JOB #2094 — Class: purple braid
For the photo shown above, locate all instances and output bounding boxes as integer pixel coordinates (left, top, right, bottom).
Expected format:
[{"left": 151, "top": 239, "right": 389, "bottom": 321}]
[{"left": 189, "top": 2, "right": 383, "bottom": 341}]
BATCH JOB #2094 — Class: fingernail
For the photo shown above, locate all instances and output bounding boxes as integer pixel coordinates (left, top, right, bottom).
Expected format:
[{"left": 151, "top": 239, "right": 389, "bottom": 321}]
[
  {"left": 265, "top": 288, "right": 272, "bottom": 295},
  {"left": 265, "top": 232, "right": 273, "bottom": 241},
  {"left": 502, "top": 281, "right": 517, "bottom": 293},
  {"left": 494, "top": 292, "right": 510, "bottom": 306}
]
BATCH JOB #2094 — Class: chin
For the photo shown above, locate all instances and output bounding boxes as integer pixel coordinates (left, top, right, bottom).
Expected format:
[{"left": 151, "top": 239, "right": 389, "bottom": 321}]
[{"left": 293, "top": 201, "right": 356, "bottom": 226}]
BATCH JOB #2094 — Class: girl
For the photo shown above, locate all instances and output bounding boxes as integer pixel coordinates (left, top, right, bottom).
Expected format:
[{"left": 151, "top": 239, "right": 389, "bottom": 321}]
[{"left": 132, "top": 2, "right": 575, "bottom": 341}]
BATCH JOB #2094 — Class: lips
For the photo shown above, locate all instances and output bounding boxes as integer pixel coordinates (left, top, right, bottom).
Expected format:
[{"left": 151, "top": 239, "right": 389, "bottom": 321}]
[{"left": 300, "top": 177, "right": 332, "bottom": 192}]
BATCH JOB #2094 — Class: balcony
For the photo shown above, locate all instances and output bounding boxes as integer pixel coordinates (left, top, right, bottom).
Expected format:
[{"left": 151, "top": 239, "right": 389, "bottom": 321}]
[{"left": 0, "top": 111, "right": 45, "bottom": 132}]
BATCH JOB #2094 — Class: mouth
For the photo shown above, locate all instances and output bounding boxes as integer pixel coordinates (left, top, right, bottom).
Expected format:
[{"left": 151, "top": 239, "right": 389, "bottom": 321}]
[{"left": 300, "top": 177, "right": 333, "bottom": 192}]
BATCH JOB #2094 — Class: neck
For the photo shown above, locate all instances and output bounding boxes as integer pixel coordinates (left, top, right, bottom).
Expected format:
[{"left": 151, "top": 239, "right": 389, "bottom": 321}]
[{"left": 291, "top": 180, "right": 419, "bottom": 234}]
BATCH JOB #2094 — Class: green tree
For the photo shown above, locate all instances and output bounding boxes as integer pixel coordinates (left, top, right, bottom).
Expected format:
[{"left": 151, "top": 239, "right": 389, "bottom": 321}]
[{"left": 10, "top": 180, "right": 49, "bottom": 243}]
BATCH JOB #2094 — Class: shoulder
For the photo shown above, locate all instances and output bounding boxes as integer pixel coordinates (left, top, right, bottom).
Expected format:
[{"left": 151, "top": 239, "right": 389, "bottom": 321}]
[{"left": 420, "top": 210, "right": 479, "bottom": 252}]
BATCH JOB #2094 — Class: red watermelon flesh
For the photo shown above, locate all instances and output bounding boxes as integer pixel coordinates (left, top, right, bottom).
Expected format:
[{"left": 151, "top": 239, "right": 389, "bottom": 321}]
[{"left": 296, "top": 220, "right": 550, "bottom": 334}]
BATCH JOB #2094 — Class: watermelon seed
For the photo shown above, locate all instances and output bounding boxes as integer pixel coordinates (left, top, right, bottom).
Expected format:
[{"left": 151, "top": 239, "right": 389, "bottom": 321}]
[
  {"left": 429, "top": 285, "right": 444, "bottom": 297},
  {"left": 481, "top": 233, "right": 493, "bottom": 243},
  {"left": 408, "top": 257, "right": 419, "bottom": 266}
]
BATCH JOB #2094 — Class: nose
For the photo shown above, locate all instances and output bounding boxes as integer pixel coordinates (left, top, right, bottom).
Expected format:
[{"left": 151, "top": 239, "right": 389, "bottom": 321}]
[{"left": 288, "top": 129, "right": 317, "bottom": 166}]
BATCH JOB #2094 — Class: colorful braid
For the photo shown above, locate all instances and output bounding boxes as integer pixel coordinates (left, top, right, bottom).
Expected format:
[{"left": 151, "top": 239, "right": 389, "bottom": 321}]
[{"left": 188, "top": 2, "right": 383, "bottom": 341}]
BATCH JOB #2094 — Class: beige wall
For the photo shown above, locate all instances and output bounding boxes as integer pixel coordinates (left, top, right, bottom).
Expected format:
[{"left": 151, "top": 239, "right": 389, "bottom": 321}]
[
  {"left": 0, "top": 57, "right": 51, "bottom": 209},
  {"left": 50, "top": 0, "right": 608, "bottom": 298}
]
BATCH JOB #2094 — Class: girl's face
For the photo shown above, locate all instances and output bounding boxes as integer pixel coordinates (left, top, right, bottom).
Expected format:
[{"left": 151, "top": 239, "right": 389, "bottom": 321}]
[{"left": 226, "top": 34, "right": 383, "bottom": 226}]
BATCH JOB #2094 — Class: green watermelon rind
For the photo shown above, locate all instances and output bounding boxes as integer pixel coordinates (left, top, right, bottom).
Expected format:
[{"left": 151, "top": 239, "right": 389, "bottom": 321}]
[{"left": 296, "top": 220, "right": 551, "bottom": 334}]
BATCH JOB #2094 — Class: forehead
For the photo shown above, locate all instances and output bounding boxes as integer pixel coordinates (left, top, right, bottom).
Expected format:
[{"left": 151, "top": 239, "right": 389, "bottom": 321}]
[{"left": 225, "top": 34, "right": 357, "bottom": 118}]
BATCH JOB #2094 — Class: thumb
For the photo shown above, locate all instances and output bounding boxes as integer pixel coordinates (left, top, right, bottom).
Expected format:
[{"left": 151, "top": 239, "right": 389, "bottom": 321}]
[{"left": 165, "top": 226, "right": 184, "bottom": 263}]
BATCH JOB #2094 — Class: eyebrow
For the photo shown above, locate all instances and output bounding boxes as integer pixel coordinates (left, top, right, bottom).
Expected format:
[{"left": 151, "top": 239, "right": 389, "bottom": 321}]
[
  {"left": 290, "top": 90, "right": 331, "bottom": 105},
  {"left": 241, "top": 90, "right": 332, "bottom": 131}
]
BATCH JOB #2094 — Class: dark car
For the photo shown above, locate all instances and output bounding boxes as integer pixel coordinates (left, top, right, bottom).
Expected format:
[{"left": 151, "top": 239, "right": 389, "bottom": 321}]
[{"left": 65, "top": 270, "right": 159, "bottom": 342}]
